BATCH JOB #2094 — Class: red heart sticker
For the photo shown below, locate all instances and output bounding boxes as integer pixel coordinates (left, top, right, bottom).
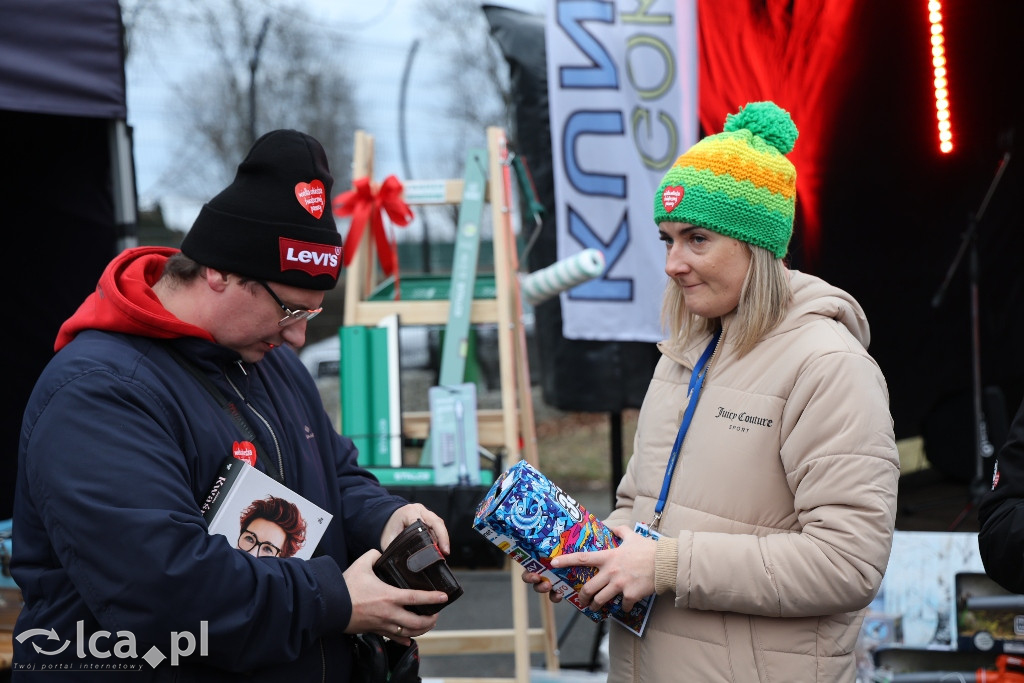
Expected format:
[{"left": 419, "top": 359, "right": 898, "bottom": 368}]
[
  {"left": 661, "top": 185, "right": 684, "bottom": 213},
  {"left": 232, "top": 441, "right": 258, "bottom": 467},
  {"left": 295, "top": 180, "right": 326, "bottom": 219}
]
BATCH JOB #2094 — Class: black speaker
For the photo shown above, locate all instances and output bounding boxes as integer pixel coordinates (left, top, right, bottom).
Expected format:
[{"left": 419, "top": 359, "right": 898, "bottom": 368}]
[{"left": 922, "top": 386, "right": 1009, "bottom": 484}]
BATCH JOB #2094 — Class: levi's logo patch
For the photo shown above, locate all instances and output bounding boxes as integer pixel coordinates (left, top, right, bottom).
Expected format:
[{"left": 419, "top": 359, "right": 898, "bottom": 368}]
[
  {"left": 279, "top": 237, "right": 342, "bottom": 278},
  {"left": 661, "top": 185, "right": 684, "bottom": 213},
  {"left": 295, "top": 180, "right": 326, "bottom": 218}
]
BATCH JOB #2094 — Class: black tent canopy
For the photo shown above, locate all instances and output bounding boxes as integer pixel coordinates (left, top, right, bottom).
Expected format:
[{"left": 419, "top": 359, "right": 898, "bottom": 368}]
[
  {"left": 0, "top": 0, "right": 127, "bottom": 119},
  {"left": 0, "top": 0, "right": 134, "bottom": 518}
]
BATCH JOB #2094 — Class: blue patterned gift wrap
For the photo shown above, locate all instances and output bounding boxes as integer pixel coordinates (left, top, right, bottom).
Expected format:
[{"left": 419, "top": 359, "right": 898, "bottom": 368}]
[{"left": 473, "top": 460, "right": 653, "bottom": 636}]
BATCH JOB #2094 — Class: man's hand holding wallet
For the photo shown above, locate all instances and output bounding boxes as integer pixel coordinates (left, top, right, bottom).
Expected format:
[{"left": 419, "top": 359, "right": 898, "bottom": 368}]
[{"left": 374, "top": 519, "right": 464, "bottom": 615}]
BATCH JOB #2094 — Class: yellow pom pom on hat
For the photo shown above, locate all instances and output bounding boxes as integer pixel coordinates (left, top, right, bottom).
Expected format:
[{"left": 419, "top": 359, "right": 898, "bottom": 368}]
[{"left": 653, "top": 101, "right": 799, "bottom": 258}]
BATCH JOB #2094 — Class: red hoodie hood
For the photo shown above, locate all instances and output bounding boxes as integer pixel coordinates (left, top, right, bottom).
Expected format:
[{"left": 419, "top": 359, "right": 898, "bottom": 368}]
[{"left": 55, "top": 246, "right": 216, "bottom": 351}]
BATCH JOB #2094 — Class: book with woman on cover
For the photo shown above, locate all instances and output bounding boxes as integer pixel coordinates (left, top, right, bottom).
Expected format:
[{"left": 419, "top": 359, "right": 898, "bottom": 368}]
[{"left": 202, "top": 456, "right": 332, "bottom": 560}]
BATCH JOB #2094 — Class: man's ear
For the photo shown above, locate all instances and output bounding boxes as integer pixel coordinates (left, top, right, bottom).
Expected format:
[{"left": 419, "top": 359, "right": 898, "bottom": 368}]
[{"left": 204, "top": 268, "right": 232, "bottom": 293}]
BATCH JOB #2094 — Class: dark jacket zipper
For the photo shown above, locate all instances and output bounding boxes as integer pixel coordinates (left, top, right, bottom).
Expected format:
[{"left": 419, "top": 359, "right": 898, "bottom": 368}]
[{"left": 225, "top": 362, "right": 286, "bottom": 484}]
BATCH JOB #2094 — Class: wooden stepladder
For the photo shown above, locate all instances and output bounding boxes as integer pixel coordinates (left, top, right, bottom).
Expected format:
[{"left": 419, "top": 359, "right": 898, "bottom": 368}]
[{"left": 341, "top": 127, "right": 558, "bottom": 682}]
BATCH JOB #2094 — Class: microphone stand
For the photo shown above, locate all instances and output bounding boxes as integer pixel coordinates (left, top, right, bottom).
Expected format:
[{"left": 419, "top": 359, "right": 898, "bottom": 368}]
[{"left": 931, "top": 150, "right": 1011, "bottom": 528}]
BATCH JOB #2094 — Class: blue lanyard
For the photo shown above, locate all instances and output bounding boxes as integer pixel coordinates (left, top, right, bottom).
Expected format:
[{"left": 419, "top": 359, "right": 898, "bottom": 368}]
[{"left": 651, "top": 329, "right": 721, "bottom": 528}]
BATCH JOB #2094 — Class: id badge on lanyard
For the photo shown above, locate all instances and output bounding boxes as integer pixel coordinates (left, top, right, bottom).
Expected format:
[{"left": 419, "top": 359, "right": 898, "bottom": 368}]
[{"left": 634, "top": 521, "right": 662, "bottom": 540}]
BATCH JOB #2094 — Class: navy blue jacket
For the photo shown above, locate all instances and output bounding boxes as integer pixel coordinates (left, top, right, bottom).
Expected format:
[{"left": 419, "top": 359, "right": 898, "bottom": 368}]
[{"left": 13, "top": 328, "right": 407, "bottom": 680}]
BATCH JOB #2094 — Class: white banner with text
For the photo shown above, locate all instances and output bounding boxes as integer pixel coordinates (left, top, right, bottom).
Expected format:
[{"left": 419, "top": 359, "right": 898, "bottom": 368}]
[{"left": 545, "top": 0, "right": 698, "bottom": 341}]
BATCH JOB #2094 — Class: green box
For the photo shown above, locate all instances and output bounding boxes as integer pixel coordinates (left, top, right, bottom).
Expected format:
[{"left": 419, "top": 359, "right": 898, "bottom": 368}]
[{"left": 339, "top": 325, "right": 392, "bottom": 467}]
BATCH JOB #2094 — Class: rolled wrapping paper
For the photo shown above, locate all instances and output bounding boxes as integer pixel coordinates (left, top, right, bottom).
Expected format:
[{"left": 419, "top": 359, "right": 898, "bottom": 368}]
[{"left": 520, "top": 248, "right": 606, "bottom": 306}]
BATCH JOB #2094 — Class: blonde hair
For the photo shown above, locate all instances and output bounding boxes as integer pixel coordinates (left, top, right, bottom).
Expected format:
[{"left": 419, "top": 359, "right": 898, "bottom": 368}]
[{"left": 660, "top": 245, "right": 791, "bottom": 357}]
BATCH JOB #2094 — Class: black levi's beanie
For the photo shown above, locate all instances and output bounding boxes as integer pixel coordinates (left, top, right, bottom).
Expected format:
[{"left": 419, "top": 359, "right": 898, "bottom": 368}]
[{"left": 180, "top": 129, "right": 343, "bottom": 290}]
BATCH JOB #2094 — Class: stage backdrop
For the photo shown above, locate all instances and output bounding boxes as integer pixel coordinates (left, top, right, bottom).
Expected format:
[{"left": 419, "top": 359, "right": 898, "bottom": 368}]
[{"left": 494, "top": 0, "right": 1024, "bottom": 442}]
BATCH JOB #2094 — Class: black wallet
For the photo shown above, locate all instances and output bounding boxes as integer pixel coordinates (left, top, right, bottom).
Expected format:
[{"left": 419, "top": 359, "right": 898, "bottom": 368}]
[{"left": 373, "top": 520, "right": 463, "bottom": 615}]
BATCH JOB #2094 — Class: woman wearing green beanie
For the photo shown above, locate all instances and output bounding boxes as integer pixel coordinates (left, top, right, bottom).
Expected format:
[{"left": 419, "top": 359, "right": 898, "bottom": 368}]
[{"left": 526, "top": 101, "right": 899, "bottom": 681}]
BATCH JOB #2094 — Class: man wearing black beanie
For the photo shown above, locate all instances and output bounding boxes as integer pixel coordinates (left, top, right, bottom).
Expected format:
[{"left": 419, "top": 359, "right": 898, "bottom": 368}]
[{"left": 11, "top": 130, "right": 450, "bottom": 681}]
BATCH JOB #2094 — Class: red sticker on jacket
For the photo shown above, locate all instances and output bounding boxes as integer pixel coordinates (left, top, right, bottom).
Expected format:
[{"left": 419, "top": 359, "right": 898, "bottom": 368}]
[
  {"left": 661, "top": 185, "right": 684, "bottom": 213},
  {"left": 295, "top": 180, "right": 326, "bottom": 218},
  {"left": 233, "top": 441, "right": 258, "bottom": 467}
]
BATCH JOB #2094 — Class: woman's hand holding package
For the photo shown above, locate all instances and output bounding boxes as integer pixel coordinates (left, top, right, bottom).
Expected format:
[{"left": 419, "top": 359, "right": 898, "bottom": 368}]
[{"left": 523, "top": 526, "right": 658, "bottom": 612}]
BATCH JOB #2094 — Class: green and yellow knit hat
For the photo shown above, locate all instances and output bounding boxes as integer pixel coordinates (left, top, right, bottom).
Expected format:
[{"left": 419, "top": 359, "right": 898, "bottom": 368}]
[{"left": 654, "top": 101, "right": 799, "bottom": 258}]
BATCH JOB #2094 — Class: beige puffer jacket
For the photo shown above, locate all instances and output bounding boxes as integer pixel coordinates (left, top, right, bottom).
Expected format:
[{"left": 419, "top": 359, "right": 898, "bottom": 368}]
[{"left": 604, "top": 270, "right": 900, "bottom": 683}]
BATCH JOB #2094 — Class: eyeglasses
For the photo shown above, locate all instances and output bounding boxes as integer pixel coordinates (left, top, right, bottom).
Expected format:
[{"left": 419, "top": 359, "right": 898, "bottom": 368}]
[
  {"left": 237, "top": 528, "right": 282, "bottom": 557},
  {"left": 257, "top": 281, "right": 322, "bottom": 327}
]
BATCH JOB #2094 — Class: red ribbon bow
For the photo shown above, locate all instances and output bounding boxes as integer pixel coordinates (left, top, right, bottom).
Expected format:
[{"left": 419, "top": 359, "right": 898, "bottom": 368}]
[{"left": 333, "top": 175, "right": 413, "bottom": 277}]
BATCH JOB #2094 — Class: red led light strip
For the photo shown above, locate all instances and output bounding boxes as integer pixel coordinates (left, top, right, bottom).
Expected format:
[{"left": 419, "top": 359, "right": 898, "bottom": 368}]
[{"left": 929, "top": 1, "right": 953, "bottom": 153}]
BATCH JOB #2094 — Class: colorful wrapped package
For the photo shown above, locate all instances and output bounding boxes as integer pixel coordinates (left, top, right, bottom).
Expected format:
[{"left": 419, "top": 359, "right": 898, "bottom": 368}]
[{"left": 473, "top": 460, "right": 654, "bottom": 636}]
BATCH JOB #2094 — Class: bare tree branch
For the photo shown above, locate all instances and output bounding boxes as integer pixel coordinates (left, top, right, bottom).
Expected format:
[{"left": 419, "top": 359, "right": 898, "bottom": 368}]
[
  {"left": 417, "top": 0, "right": 512, "bottom": 175},
  {"left": 128, "top": 0, "right": 359, "bottom": 198}
]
